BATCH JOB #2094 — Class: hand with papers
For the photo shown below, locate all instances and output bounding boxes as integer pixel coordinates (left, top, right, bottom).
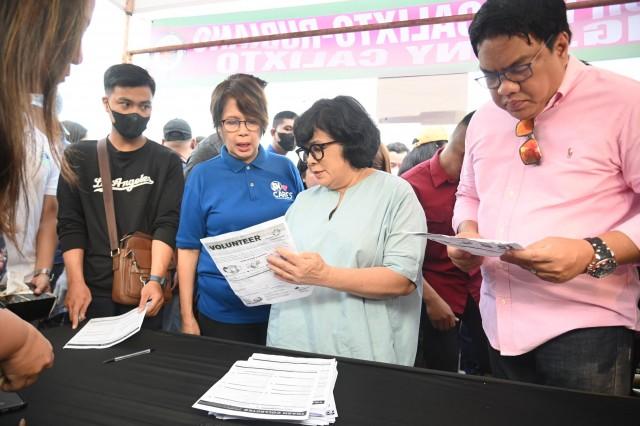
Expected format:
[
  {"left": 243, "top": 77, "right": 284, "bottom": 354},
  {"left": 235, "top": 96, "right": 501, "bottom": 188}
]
[
  {"left": 267, "top": 248, "right": 329, "bottom": 286},
  {"left": 267, "top": 247, "right": 416, "bottom": 300},
  {"left": 200, "top": 217, "right": 314, "bottom": 307},
  {"left": 193, "top": 353, "right": 338, "bottom": 425},
  {"left": 444, "top": 228, "right": 508, "bottom": 272},
  {"left": 500, "top": 236, "right": 595, "bottom": 284},
  {"left": 64, "top": 305, "right": 148, "bottom": 349},
  {"left": 138, "top": 279, "right": 164, "bottom": 317}
]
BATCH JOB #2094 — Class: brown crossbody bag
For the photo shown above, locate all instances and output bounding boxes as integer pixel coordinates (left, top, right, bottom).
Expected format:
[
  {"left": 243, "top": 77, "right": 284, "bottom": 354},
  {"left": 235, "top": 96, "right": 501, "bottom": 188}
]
[{"left": 97, "top": 138, "right": 174, "bottom": 305}]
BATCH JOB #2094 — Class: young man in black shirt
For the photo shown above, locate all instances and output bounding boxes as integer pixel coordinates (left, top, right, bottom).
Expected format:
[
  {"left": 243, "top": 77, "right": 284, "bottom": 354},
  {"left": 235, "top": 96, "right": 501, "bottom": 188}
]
[{"left": 57, "top": 64, "right": 183, "bottom": 329}]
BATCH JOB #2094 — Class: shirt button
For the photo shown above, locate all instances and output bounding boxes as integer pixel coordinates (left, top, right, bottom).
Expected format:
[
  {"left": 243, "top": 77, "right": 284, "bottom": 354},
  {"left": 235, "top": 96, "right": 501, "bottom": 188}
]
[
  {"left": 501, "top": 298, "right": 507, "bottom": 305},
  {"left": 249, "top": 182, "right": 254, "bottom": 187},
  {"left": 246, "top": 166, "right": 251, "bottom": 170}
]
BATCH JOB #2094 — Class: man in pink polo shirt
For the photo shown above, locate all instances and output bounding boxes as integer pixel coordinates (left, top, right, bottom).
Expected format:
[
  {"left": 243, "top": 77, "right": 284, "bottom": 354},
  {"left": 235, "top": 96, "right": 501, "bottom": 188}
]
[{"left": 449, "top": 0, "right": 640, "bottom": 395}]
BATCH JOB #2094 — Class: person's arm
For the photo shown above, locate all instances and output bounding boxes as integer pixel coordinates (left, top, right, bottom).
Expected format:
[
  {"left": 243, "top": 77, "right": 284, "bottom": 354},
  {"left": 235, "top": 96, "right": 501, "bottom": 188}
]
[
  {"left": 501, "top": 107, "right": 640, "bottom": 283},
  {"left": 501, "top": 231, "right": 640, "bottom": 283},
  {"left": 448, "top": 122, "right": 485, "bottom": 272},
  {"left": 57, "top": 147, "right": 91, "bottom": 329},
  {"left": 177, "top": 248, "right": 200, "bottom": 335},
  {"left": 63, "top": 248, "right": 91, "bottom": 329},
  {"left": 269, "top": 181, "right": 427, "bottom": 299},
  {"left": 144, "top": 155, "right": 184, "bottom": 315},
  {"left": 175, "top": 159, "right": 206, "bottom": 334},
  {"left": 30, "top": 195, "right": 58, "bottom": 295},
  {"left": 423, "top": 280, "right": 458, "bottom": 331},
  {"left": 268, "top": 249, "right": 413, "bottom": 298},
  {"left": 447, "top": 220, "right": 484, "bottom": 272},
  {"left": 0, "top": 309, "right": 54, "bottom": 391},
  {"left": 138, "top": 240, "right": 173, "bottom": 316}
]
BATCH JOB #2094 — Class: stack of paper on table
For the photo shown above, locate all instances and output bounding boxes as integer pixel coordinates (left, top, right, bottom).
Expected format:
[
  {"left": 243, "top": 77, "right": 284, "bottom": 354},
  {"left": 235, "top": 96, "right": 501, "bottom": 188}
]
[{"left": 193, "top": 353, "right": 338, "bottom": 425}]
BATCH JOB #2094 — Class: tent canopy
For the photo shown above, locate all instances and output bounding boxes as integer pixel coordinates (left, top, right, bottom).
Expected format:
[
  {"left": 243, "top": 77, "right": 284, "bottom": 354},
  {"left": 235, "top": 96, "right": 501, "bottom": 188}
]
[{"left": 107, "top": 0, "right": 238, "bottom": 14}]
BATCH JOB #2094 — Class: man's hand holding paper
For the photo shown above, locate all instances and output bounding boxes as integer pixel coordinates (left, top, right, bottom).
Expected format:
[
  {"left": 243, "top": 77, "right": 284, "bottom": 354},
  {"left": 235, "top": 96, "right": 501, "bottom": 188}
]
[
  {"left": 446, "top": 230, "right": 487, "bottom": 273},
  {"left": 500, "top": 237, "right": 594, "bottom": 284}
]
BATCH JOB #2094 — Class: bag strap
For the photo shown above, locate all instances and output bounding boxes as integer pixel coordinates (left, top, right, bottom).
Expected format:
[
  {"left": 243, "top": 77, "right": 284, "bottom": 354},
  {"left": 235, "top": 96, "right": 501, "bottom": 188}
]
[{"left": 97, "top": 138, "right": 119, "bottom": 261}]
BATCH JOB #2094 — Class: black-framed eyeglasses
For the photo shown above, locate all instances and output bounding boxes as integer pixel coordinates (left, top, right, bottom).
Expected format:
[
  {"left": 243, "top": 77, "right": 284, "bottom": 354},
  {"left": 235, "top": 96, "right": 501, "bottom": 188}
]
[
  {"left": 296, "top": 140, "right": 341, "bottom": 164},
  {"left": 475, "top": 36, "right": 552, "bottom": 90},
  {"left": 220, "top": 118, "right": 261, "bottom": 132}
]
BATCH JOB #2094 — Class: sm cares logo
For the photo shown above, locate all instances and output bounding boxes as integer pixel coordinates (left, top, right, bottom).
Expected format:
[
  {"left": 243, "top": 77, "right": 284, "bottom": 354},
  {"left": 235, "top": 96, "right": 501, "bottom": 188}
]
[{"left": 270, "top": 180, "right": 293, "bottom": 201}]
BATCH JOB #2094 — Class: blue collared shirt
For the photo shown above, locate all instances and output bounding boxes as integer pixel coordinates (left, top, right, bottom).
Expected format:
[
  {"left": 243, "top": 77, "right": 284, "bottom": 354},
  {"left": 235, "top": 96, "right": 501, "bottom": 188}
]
[{"left": 177, "top": 145, "right": 304, "bottom": 323}]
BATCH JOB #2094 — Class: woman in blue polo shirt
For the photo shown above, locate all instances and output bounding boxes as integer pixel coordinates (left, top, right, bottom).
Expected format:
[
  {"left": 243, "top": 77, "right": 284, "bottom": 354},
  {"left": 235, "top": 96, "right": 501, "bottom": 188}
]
[{"left": 177, "top": 74, "right": 304, "bottom": 344}]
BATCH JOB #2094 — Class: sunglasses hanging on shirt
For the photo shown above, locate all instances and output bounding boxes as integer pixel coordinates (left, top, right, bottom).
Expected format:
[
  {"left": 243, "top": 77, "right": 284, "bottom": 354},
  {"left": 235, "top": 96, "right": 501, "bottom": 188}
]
[{"left": 515, "top": 119, "right": 542, "bottom": 166}]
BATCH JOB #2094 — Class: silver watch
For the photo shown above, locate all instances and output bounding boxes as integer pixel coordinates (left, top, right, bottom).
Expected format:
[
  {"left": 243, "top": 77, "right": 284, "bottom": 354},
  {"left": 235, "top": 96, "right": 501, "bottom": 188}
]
[{"left": 584, "top": 237, "right": 617, "bottom": 279}]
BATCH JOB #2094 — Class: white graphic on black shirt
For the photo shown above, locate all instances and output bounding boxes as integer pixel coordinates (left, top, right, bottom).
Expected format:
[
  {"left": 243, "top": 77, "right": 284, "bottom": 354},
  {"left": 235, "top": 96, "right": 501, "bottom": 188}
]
[{"left": 93, "top": 174, "right": 155, "bottom": 193}]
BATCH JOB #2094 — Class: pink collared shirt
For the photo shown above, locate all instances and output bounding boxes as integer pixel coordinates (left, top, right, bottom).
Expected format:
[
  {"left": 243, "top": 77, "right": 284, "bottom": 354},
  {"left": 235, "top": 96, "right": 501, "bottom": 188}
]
[{"left": 453, "top": 55, "right": 640, "bottom": 356}]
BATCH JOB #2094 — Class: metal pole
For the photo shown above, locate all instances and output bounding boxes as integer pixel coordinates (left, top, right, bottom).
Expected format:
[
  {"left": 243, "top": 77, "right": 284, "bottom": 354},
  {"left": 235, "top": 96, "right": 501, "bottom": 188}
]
[
  {"left": 122, "top": 0, "right": 135, "bottom": 63},
  {"left": 127, "top": 0, "right": 638, "bottom": 57}
]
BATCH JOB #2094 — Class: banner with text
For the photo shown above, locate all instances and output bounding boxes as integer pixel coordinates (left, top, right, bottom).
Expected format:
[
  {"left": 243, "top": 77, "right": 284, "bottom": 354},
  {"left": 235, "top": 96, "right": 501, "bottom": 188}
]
[{"left": 149, "top": 0, "right": 640, "bottom": 84}]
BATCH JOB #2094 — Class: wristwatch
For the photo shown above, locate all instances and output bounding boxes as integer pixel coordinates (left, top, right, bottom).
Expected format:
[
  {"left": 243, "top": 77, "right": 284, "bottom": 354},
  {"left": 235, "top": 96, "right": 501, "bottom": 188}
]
[
  {"left": 24, "top": 268, "right": 53, "bottom": 283},
  {"left": 144, "top": 274, "right": 167, "bottom": 288},
  {"left": 584, "top": 237, "right": 617, "bottom": 278}
]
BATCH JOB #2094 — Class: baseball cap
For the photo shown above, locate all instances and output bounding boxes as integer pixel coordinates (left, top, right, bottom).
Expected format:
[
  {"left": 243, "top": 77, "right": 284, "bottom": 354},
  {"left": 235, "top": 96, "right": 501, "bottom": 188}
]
[
  {"left": 163, "top": 118, "right": 192, "bottom": 141},
  {"left": 412, "top": 126, "right": 448, "bottom": 147}
]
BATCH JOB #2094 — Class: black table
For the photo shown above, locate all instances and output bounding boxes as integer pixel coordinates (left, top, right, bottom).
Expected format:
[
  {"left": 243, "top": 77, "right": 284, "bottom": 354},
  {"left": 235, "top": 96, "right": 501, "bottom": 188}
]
[{"left": 4, "top": 326, "right": 639, "bottom": 425}]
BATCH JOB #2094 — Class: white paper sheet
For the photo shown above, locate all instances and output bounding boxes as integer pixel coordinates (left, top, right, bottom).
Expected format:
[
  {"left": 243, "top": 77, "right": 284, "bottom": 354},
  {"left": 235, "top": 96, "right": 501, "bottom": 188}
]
[
  {"left": 193, "top": 360, "right": 319, "bottom": 421},
  {"left": 426, "top": 233, "right": 523, "bottom": 257},
  {"left": 63, "top": 305, "right": 147, "bottom": 349},
  {"left": 248, "top": 354, "right": 338, "bottom": 422},
  {"left": 194, "top": 353, "right": 338, "bottom": 425},
  {"left": 200, "top": 216, "right": 313, "bottom": 306}
]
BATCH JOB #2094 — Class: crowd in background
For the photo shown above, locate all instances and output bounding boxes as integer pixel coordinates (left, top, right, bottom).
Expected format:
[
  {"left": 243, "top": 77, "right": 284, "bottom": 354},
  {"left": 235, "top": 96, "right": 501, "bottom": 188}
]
[{"left": 2, "top": 0, "right": 640, "bottom": 401}]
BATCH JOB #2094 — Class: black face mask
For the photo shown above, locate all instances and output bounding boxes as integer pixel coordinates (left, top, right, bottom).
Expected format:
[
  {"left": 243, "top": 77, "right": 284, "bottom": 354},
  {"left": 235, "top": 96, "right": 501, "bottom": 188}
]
[
  {"left": 277, "top": 132, "right": 296, "bottom": 152},
  {"left": 109, "top": 107, "right": 150, "bottom": 140}
]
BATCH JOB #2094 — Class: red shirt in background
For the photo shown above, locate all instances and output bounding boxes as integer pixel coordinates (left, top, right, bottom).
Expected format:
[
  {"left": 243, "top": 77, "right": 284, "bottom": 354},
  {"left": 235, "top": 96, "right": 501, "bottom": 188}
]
[{"left": 402, "top": 147, "right": 481, "bottom": 314}]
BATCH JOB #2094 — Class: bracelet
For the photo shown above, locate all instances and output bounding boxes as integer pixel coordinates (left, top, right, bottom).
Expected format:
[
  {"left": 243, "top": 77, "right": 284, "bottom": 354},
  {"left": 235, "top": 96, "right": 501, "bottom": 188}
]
[{"left": 30, "top": 268, "right": 53, "bottom": 282}]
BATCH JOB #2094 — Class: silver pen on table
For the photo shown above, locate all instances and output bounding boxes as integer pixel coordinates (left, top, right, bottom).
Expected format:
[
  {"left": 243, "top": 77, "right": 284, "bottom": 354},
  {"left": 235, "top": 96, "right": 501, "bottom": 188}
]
[{"left": 103, "top": 348, "right": 154, "bottom": 364}]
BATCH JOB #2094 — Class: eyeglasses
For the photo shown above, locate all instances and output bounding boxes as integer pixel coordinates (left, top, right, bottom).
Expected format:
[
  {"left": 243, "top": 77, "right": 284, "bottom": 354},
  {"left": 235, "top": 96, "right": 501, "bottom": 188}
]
[
  {"left": 516, "top": 119, "right": 542, "bottom": 165},
  {"left": 475, "top": 37, "right": 551, "bottom": 90},
  {"left": 220, "top": 119, "right": 261, "bottom": 132},
  {"left": 296, "top": 140, "right": 341, "bottom": 163}
]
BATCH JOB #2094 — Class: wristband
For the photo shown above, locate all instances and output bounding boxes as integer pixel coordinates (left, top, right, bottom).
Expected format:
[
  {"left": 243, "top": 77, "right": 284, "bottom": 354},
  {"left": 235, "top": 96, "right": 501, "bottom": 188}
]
[{"left": 145, "top": 274, "right": 167, "bottom": 288}]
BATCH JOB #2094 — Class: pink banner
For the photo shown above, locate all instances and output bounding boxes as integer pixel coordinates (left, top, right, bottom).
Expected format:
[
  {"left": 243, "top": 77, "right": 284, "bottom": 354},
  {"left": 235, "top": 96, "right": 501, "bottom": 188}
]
[{"left": 150, "top": 1, "right": 640, "bottom": 79}]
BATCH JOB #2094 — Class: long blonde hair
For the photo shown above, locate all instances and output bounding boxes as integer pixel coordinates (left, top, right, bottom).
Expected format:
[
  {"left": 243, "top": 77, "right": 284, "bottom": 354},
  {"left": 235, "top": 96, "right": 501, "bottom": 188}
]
[{"left": 0, "top": 0, "right": 89, "bottom": 243}]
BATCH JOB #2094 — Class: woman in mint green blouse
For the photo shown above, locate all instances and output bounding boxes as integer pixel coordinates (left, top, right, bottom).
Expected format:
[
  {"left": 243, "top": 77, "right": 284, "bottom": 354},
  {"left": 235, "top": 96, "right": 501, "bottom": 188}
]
[{"left": 267, "top": 96, "right": 427, "bottom": 366}]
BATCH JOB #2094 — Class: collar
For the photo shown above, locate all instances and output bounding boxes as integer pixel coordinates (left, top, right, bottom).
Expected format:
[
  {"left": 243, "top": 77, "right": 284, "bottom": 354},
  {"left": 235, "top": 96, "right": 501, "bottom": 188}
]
[
  {"left": 430, "top": 147, "right": 457, "bottom": 188},
  {"left": 542, "top": 55, "right": 585, "bottom": 112},
  {"left": 221, "top": 144, "right": 267, "bottom": 172}
]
